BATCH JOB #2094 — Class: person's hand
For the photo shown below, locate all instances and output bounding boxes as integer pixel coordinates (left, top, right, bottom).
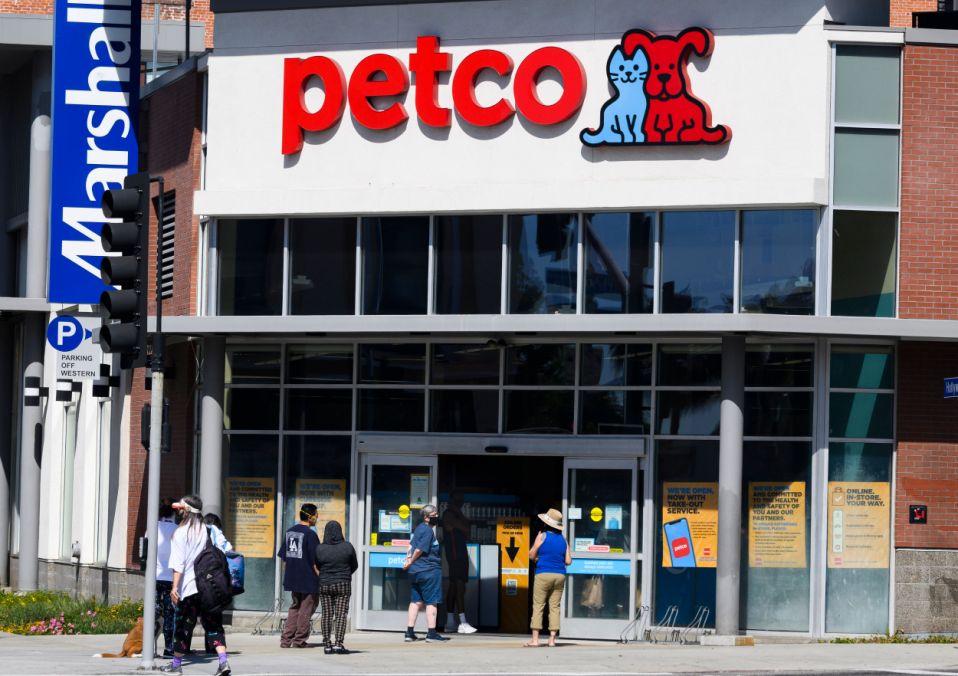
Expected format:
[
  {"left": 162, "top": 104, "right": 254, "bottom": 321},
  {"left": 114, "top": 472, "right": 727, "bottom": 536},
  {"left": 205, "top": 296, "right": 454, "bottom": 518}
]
[
  {"left": 402, "top": 559, "right": 411, "bottom": 571},
  {"left": 170, "top": 588, "right": 180, "bottom": 605}
]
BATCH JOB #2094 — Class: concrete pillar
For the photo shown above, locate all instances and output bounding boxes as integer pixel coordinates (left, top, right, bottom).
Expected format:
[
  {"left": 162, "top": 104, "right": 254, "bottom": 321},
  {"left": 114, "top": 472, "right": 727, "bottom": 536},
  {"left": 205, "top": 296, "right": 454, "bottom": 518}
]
[
  {"left": 0, "top": 321, "right": 12, "bottom": 586},
  {"left": 199, "top": 337, "right": 225, "bottom": 517},
  {"left": 16, "top": 314, "right": 44, "bottom": 591},
  {"left": 716, "top": 334, "right": 745, "bottom": 636},
  {"left": 17, "top": 57, "right": 53, "bottom": 591}
]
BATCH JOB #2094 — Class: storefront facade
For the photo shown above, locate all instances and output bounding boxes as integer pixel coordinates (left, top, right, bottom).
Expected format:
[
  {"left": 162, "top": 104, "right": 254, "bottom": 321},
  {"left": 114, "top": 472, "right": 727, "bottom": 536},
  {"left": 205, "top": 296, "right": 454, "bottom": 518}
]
[{"left": 157, "top": 0, "right": 956, "bottom": 638}]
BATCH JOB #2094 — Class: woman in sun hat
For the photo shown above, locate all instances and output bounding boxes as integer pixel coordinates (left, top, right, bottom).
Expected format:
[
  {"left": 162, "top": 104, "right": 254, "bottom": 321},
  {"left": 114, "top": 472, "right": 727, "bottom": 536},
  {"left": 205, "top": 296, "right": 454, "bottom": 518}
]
[{"left": 525, "top": 508, "right": 572, "bottom": 647}]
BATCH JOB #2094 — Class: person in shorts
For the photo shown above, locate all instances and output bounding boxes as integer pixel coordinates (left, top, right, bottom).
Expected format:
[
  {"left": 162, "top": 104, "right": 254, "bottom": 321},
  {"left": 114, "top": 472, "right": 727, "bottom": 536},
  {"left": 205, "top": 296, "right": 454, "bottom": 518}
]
[{"left": 401, "top": 505, "right": 449, "bottom": 643}]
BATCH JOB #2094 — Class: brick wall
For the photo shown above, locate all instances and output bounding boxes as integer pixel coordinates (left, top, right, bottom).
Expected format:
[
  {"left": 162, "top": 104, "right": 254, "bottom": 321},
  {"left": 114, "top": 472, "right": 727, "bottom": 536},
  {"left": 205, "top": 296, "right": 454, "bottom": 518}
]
[
  {"left": 899, "top": 44, "right": 958, "bottom": 321},
  {"left": 890, "top": 0, "right": 938, "bottom": 27},
  {"left": 125, "top": 66, "right": 204, "bottom": 567},
  {"left": 895, "top": 342, "right": 958, "bottom": 549},
  {"left": 0, "top": 0, "right": 214, "bottom": 49}
]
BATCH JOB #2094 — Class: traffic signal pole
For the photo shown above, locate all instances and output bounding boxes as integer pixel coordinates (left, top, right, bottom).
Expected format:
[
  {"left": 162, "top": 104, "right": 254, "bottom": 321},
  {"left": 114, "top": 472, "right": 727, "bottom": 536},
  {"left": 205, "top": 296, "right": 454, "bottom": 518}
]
[{"left": 140, "top": 179, "right": 165, "bottom": 671}]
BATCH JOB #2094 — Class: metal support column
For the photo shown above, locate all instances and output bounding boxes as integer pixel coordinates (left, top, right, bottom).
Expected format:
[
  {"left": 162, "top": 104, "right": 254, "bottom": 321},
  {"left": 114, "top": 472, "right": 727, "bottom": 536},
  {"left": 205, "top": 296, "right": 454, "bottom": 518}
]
[
  {"left": 716, "top": 334, "right": 745, "bottom": 635},
  {"left": 199, "top": 336, "right": 225, "bottom": 517}
]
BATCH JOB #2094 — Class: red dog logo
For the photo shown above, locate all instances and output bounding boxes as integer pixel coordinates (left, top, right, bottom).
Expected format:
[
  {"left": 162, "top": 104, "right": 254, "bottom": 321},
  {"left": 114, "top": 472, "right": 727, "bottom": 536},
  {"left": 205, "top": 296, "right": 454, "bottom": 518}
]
[{"left": 623, "top": 27, "right": 730, "bottom": 145}]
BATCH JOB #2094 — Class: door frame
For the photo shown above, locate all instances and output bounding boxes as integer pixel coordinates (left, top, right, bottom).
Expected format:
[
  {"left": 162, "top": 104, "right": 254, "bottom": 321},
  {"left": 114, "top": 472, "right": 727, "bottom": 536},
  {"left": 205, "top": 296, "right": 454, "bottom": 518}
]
[
  {"left": 356, "top": 453, "right": 438, "bottom": 631},
  {"left": 560, "top": 456, "right": 641, "bottom": 640}
]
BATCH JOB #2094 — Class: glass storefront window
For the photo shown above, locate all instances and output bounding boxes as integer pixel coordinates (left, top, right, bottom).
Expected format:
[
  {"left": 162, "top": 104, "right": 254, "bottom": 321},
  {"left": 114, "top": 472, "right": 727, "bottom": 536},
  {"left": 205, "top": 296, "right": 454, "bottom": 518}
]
[
  {"left": 740, "top": 210, "right": 816, "bottom": 315},
  {"left": 744, "top": 392, "right": 813, "bottom": 438},
  {"left": 656, "top": 391, "right": 721, "bottom": 436},
  {"left": 359, "top": 344, "right": 426, "bottom": 384},
  {"left": 430, "top": 390, "right": 499, "bottom": 433},
  {"left": 286, "top": 345, "right": 353, "bottom": 384},
  {"left": 282, "top": 435, "right": 350, "bottom": 539},
  {"left": 580, "top": 391, "right": 650, "bottom": 435},
  {"left": 660, "top": 211, "right": 734, "bottom": 313},
  {"left": 835, "top": 45, "right": 900, "bottom": 125},
  {"left": 218, "top": 219, "right": 284, "bottom": 316},
  {"left": 289, "top": 218, "right": 356, "bottom": 315},
  {"left": 655, "top": 441, "right": 718, "bottom": 627},
  {"left": 225, "top": 347, "right": 281, "bottom": 384},
  {"left": 508, "top": 214, "right": 578, "bottom": 314},
  {"left": 566, "top": 570, "right": 632, "bottom": 620},
  {"left": 825, "top": 442, "right": 892, "bottom": 633},
  {"left": 223, "top": 434, "right": 279, "bottom": 611},
  {"left": 224, "top": 388, "right": 280, "bottom": 431},
  {"left": 503, "top": 390, "right": 573, "bottom": 434},
  {"left": 435, "top": 215, "right": 503, "bottom": 314},
  {"left": 580, "top": 344, "right": 652, "bottom": 387},
  {"left": 362, "top": 216, "right": 429, "bottom": 315},
  {"left": 829, "top": 392, "right": 894, "bottom": 439},
  {"left": 830, "top": 346, "right": 894, "bottom": 390},
  {"left": 505, "top": 344, "right": 575, "bottom": 386},
  {"left": 746, "top": 345, "right": 813, "bottom": 388},
  {"left": 742, "top": 441, "right": 811, "bottom": 631},
  {"left": 568, "top": 468, "right": 632, "bottom": 552},
  {"left": 583, "top": 212, "right": 653, "bottom": 314},
  {"left": 833, "top": 130, "right": 899, "bottom": 209},
  {"left": 657, "top": 344, "right": 721, "bottom": 387},
  {"left": 831, "top": 211, "right": 897, "bottom": 318},
  {"left": 430, "top": 344, "right": 500, "bottom": 385},
  {"left": 359, "top": 389, "right": 424, "bottom": 432},
  {"left": 285, "top": 389, "right": 352, "bottom": 431}
]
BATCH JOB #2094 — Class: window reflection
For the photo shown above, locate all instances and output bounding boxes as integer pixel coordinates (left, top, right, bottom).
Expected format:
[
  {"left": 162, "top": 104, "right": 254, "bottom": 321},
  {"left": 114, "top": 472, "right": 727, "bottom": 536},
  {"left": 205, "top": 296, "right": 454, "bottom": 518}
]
[
  {"left": 218, "top": 219, "right": 284, "bottom": 316},
  {"left": 584, "top": 212, "right": 653, "bottom": 314},
  {"left": 741, "top": 210, "right": 816, "bottom": 315},
  {"left": 505, "top": 344, "right": 575, "bottom": 386},
  {"left": 661, "top": 211, "right": 734, "bottom": 313},
  {"left": 581, "top": 344, "right": 652, "bottom": 386},
  {"left": 362, "top": 217, "right": 429, "bottom": 315},
  {"left": 290, "top": 218, "right": 356, "bottom": 315},
  {"left": 508, "top": 214, "right": 577, "bottom": 314},
  {"left": 436, "top": 215, "right": 502, "bottom": 314}
]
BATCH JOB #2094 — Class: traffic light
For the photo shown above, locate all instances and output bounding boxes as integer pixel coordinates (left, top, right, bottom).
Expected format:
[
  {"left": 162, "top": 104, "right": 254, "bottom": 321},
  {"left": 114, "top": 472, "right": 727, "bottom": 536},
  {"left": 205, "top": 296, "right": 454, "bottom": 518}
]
[{"left": 100, "top": 172, "right": 150, "bottom": 369}]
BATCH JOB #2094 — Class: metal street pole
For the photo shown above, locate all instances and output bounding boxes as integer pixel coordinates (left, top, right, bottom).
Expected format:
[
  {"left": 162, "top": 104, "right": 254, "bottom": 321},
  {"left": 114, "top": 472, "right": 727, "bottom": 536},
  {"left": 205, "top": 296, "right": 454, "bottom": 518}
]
[{"left": 140, "top": 179, "right": 165, "bottom": 671}]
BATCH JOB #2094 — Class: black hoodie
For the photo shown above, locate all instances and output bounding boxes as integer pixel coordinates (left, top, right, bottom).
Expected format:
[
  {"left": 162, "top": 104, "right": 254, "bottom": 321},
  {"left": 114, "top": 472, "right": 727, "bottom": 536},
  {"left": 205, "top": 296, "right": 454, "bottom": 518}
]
[{"left": 314, "top": 521, "right": 358, "bottom": 586}]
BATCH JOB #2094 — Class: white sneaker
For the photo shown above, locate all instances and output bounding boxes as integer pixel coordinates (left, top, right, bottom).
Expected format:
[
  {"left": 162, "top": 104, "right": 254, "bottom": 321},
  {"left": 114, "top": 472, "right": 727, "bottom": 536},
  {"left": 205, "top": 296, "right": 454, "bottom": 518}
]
[{"left": 457, "top": 621, "right": 478, "bottom": 634}]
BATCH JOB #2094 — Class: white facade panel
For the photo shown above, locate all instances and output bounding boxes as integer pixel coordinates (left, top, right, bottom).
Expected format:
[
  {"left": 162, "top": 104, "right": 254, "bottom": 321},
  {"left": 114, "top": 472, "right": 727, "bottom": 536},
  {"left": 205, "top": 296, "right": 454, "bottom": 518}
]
[{"left": 200, "top": 1, "right": 852, "bottom": 216}]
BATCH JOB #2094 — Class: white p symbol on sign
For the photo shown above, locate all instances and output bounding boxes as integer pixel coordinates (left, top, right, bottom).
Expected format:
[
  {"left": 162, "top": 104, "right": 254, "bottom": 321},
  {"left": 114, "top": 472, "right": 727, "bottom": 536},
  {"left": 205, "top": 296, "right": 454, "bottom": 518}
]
[{"left": 58, "top": 321, "right": 77, "bottom": 346}]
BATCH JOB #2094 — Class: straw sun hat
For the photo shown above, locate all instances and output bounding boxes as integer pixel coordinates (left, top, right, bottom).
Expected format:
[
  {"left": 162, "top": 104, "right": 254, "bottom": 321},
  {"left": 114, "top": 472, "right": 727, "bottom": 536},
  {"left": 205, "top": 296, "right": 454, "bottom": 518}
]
[{"left": 537, "top": 508, "right": 563, "bottom": 530}]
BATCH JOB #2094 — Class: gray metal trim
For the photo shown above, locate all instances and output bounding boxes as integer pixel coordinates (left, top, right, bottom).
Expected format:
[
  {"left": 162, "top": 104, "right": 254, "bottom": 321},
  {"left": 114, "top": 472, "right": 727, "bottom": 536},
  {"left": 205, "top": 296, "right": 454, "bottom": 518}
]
[
  {"left": 211, "top": 0, "right": 492, "bottom": 12},
  {"left": 0, "top": 297, "right": 49, "bottom": 313},
  {"left": 0, "top": 14, "right": 204, "bottom": 51},
  {"left": 356, "top": 432, "right": 645, "bottom": 457},
  {"left": 151, "top": 313, "right": 958, "bottom": 341},
  {"left": 905, "top": 27, "right": 958, "bottom": 46}
]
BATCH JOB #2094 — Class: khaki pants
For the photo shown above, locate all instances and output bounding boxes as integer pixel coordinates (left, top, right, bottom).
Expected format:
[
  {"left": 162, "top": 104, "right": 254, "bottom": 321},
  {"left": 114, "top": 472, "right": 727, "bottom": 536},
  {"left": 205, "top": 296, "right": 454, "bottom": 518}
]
[{"left": 530, "top": 572, "right": 565, "bottom": 631}]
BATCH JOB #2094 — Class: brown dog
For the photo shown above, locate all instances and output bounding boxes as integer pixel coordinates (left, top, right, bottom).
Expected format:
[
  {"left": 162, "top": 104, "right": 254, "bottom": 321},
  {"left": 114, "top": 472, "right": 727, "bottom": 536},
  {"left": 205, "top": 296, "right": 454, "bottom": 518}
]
[
  {"left": 94, "top": 617, "right": 144, "bottom": 658},
  {"left": 623, "top": 27, "right": 730, "bottom": 145}
]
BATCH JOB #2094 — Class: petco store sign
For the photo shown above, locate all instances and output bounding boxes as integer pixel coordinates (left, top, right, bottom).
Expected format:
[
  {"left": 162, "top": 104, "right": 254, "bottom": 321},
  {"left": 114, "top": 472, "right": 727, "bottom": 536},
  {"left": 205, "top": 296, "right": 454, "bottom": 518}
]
[{"left": 282, "top": 28, "right": 730, "bottom": 155}]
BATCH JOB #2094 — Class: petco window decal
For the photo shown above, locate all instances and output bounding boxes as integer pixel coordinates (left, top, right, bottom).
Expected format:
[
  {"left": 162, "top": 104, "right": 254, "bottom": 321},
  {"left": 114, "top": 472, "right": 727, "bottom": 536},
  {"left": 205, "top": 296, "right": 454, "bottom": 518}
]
[{"left": 49, "top": 0, "right": 142, "bottom": 303}]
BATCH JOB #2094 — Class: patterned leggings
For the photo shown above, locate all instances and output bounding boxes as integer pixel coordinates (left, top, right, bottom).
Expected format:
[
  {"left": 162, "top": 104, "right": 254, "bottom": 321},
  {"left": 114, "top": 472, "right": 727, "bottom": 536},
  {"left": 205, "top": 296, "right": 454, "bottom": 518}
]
[
  {"left": 174, "top": 594, "right": 226, "bottom": 654},
  {"left": 318, "top": 581, "right": 352, "bottom": 648},
  {"left": 155, "top": 581, "right": 175, "bottom": 651}
]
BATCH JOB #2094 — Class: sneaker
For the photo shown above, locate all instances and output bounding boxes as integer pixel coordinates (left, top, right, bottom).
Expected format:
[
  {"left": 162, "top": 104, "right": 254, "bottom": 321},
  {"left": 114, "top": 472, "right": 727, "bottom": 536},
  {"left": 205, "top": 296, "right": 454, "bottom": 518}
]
[
  {"left": 404, "top": 630, "right": 419, "bottom": 642},
  {"left": 324, "top": 646, "right": 334, "bottom": 655},
  {"left": 332, "top": 644, "right": 350, "bottom": 655},
  {"left": 214, "top": 660, "right": 231, "bottom": 676},
  {"left": 425, "top": 631, "right": 450, "bottom": 643},
  {"left": 457, "top": 621, "right": 478, "bottom": 634},
  {"left": 159, "top": 664, "right": 182, "bottom": 675},
  {"left": 162, "top": 648, "right": 176, "bottom": 657}
]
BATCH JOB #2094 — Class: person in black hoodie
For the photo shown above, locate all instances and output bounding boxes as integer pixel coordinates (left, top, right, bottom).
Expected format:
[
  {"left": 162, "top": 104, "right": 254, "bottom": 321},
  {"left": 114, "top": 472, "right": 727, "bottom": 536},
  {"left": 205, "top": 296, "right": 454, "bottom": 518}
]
[{"left": 314, "top": 520, "right": 358, "bottom": 654}]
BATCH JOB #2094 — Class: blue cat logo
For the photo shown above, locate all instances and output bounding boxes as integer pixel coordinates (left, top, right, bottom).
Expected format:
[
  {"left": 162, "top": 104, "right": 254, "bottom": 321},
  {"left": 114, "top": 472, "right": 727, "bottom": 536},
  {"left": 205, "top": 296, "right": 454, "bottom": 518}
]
[{"left": 580, "top": 44, "right": 650, "bottom": 146}]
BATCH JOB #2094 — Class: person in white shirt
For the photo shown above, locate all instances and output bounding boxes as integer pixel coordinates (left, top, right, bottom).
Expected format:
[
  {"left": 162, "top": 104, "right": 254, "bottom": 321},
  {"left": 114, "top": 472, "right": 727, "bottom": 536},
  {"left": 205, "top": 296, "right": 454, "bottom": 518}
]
[
  {"left": 155, "top": 503, "right": 178, "bottom": 657},
  {"left": 162, "top": 495, "right": 231, "bottom": 676}
]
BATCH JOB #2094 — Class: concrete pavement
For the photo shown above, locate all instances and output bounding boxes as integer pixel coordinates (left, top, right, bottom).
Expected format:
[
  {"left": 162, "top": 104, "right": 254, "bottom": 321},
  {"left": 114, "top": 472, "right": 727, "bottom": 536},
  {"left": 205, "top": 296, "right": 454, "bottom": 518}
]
[{"left": 3, "top": 629, "right": 958, "bottom": 675}]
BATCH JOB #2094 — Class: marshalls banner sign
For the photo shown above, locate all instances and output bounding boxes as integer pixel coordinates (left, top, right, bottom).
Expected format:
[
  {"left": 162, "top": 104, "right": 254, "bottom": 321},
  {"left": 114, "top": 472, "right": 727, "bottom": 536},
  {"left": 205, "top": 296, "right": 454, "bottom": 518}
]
[{"left": 49, "top": 0, "right": 142, "bottom": 303}]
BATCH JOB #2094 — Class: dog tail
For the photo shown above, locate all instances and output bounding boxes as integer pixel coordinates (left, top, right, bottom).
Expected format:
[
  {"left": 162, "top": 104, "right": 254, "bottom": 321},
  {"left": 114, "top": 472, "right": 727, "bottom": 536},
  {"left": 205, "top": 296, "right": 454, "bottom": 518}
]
[{"left": 93, "top": 652, "right": 122, "bottom": 658}]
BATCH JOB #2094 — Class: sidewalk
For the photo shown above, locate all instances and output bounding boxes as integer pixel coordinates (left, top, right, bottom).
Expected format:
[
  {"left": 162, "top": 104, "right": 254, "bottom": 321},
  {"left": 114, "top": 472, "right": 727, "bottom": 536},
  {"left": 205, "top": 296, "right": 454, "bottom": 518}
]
[{"left": 3, "top": 629, "right": 958, "bottom": 675}]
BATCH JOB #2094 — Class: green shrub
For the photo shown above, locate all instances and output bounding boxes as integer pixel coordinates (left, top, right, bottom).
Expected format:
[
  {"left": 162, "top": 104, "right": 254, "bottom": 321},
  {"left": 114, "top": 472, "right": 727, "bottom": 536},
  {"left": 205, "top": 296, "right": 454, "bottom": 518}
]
[{"left": 0, "top": 590, "right": 142, "bottom": 635}]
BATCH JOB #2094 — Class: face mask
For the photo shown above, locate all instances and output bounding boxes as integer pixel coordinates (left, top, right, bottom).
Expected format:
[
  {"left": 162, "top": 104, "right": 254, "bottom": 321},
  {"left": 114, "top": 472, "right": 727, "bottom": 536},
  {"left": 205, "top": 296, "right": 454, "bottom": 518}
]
[{"left": 428, "top": 515, "right": 439, "bottom": 526}]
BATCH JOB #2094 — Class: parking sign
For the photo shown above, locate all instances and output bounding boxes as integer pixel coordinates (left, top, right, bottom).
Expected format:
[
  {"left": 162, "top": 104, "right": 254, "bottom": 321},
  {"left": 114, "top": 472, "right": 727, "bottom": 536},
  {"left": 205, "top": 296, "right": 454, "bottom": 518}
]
[{"left": 47, "top": 316, "right": 100, "bottom": 380}]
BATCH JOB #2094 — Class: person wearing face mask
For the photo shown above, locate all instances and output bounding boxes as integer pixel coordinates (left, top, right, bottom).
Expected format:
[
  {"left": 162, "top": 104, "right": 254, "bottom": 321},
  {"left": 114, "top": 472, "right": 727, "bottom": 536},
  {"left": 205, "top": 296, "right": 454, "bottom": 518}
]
[{"left": 401, "top": 505, "right": 449, "bottom": 643}]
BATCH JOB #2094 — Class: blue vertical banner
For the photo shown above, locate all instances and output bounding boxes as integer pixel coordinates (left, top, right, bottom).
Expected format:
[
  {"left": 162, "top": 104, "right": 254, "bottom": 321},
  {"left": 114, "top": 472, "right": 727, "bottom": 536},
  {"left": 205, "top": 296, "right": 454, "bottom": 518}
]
[{"left": 49, "top": 0, "right": 142, "bottom": 303}]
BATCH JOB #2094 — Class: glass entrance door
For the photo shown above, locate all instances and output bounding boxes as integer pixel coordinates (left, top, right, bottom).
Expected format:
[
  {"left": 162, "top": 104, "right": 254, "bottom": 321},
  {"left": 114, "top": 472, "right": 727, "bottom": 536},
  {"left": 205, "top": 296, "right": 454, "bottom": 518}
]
[
  {"left": 561, "top": 458, "right": 640, "bottom": 639},
  {"left": 357, "top": 454, "right": 437, "bottom": 630}
]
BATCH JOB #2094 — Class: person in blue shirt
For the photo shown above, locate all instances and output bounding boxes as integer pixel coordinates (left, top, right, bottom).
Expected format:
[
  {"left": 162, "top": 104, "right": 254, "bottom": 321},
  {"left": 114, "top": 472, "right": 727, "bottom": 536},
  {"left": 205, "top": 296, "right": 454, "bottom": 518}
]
[
  {"left": 401, "top": 504, "right": 449, "bottom": 643},
  {"left": 525, "top": 508, "right": 571, "bottom": 648}
]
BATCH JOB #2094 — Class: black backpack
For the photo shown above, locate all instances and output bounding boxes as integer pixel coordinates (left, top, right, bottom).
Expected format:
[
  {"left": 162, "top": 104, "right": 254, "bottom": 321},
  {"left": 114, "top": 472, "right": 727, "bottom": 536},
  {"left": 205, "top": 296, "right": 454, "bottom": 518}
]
[{"left": 194, "top": 529, "right": 233, "bottom": 612}]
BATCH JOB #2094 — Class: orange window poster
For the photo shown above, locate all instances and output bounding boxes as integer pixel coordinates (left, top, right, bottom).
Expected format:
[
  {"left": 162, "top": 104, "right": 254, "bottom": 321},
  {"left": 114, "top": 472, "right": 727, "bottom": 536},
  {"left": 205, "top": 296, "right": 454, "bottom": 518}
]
[
  {"left": 225, "top": 477, "right": 276, "bottom": 558},
  {"left": 661, "top": 483, "right": 718, "bottom": 568},
  {"left": 748, "top": 481, "right": 806, "bottom": 568},
  {"left": 827, "top": 482, "right": 890, "bottom": 569},
  {"left": 295, "top": 479, "right": 346, "bottom": 537}
]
